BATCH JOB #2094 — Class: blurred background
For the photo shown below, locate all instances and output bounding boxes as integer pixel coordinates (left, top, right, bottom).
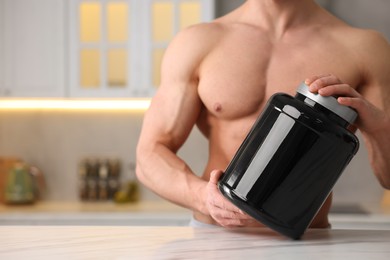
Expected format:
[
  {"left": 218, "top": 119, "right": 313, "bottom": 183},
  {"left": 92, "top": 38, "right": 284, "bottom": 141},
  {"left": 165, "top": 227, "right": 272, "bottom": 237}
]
[{"left": 0, "top": 0, "right": 389, "bottom": 210}]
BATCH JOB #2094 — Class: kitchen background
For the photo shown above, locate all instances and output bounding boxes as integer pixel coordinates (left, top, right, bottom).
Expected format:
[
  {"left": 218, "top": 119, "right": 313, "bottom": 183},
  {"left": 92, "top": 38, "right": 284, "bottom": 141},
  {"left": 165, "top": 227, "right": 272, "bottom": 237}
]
[{"left": 0, "top": 0, "right": 389, "bottom": 206}]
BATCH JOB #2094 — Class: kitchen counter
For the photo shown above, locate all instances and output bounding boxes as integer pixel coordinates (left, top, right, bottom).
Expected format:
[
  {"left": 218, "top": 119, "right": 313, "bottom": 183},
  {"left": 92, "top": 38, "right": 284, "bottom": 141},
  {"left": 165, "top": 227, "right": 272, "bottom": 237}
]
[
  {"left": 2, "top": 201, "right": 390, "bottom": 225},
  {"left": 1, "top": 201, "right": 390, "bottom": 228},
  {"left": 1, "top": 202, "right": 390, "bottom": 258},
  {"left": 0, "top": 201, "right": 192, "bottom": 226},
  {"left": 0, "top": 201, "right": 187, "bottom": 213},
  {"left": 1, "top": 226, "right": 390, "bottom": 259}
]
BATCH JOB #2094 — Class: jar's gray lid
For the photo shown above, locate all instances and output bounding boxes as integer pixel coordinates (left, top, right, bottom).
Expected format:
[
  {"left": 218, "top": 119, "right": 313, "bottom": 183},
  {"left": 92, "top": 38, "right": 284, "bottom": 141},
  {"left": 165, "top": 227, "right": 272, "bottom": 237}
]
[{"left": 296, "top": 82, "right": 358, "bottom": 124}]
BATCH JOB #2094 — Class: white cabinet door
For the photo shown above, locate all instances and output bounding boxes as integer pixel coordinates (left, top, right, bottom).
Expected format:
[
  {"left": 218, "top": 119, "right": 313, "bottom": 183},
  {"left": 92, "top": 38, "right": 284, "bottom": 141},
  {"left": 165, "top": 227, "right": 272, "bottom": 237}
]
[
  {"left": 0, "top": 0, "right": 65, "bottom": 97},
  {"left": 69, "top": 0, "right": 136, "bottom": 98}
]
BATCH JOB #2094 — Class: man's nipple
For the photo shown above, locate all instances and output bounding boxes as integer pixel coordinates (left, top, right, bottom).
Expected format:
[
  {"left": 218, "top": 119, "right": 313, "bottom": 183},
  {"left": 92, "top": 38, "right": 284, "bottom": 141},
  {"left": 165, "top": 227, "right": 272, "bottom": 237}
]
[{"left": 214, "top": 102, "right": 222, "bottom": 112}]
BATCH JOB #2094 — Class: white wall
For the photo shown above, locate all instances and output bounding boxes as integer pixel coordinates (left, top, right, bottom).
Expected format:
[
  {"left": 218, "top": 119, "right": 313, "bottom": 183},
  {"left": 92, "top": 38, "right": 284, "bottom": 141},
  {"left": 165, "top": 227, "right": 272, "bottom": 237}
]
[
  {"left": 0, "top": 111, "right": 208, "bottom": 201},
  {"left": 330, "top": 0, "right": 390, "bottom": 40}
]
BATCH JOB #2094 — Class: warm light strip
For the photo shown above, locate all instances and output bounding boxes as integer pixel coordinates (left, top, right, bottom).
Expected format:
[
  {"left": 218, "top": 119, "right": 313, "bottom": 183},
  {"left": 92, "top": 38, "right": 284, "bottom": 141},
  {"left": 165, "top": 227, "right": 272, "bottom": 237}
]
[{"left": 0, "top": 99, "right": 151, "bottom": 111}]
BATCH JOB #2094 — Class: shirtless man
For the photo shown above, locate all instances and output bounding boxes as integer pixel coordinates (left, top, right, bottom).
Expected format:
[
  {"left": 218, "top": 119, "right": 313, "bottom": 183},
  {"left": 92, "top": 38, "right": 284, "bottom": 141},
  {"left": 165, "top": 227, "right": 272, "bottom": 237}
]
[{"left": 136, "top": 0, "right": 390, "bottom": 228}]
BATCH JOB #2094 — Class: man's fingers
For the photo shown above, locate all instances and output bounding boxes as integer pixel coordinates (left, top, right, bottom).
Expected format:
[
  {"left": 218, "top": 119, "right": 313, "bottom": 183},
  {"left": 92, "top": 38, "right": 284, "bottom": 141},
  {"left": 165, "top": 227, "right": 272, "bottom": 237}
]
[
  {"left": 304, "top": 74, "right": 332, "bottom": 86},
  {"left": 208, "top": 170, "right": 247, "bottom": 215},
  {"left": 214, "top": 198, "right": 247, "bottom": 215},
  {"left": 212, "top": 206, "right": 249, "bottom": 220},
  {"left": 305, "top": 74, "right": 347, "bottom": 93},
  {"left": 318, "top": 84, "right": 361, "bottom": 98},
  {"left": 207, "top": 169, "right": 255, "bottom": 227},
  {"left": 209, "top": 169, "right": 224, "bottom": 184},
  {"left": 211, "top": 206, "right": 255, "bottom": 227}
]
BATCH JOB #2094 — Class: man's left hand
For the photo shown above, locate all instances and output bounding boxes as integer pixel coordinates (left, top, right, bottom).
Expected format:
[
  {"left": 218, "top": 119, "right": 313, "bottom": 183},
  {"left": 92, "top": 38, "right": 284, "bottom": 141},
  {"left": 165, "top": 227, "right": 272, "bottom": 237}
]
[{"left": 305, "top": 74, "right": 389, "bottom": 135}]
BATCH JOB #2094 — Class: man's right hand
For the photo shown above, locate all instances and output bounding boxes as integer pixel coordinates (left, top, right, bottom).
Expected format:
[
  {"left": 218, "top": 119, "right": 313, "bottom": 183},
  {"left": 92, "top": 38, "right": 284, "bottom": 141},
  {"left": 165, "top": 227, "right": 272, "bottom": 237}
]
[{"left": 206, "top": 170, "right": 255, "bottom": 227}]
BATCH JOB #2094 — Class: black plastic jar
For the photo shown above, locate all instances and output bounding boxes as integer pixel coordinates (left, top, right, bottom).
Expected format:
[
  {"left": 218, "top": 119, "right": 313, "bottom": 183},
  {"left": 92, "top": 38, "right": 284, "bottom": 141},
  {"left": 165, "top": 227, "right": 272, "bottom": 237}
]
[{"left": 218, "top": 82, "right": 359, "bottom": 240}]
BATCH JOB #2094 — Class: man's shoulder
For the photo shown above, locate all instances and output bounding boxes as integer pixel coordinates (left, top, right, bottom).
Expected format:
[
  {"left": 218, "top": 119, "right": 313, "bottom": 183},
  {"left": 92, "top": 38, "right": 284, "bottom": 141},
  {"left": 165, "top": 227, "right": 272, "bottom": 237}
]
[
  {"left": 354, "top": 28, "right": 389, "bottom": 50},
  {"left": 172, "top": 22, "right": 225, "bottom": 47},
  {"left": 163, "top": 21, "right": 226, "bottom": 62},
  {"left": 330, "top": 23, "right": 390, "bottom": 86},
  {"left": 331, "top": 22, "right": 389, "bottom": 50}
]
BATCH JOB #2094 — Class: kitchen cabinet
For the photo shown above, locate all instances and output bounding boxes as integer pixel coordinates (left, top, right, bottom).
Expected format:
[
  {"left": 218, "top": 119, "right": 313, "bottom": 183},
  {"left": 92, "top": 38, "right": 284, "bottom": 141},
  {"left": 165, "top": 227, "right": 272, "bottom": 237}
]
[
  {"left": 0, "top": 0, "right": 214, "bottom": 98},
  {"left": 69, "top": 0, "right": 215, "bottom": 98},
  {"left": 0, "top": 0, "right": 65, "bottom": 97}
]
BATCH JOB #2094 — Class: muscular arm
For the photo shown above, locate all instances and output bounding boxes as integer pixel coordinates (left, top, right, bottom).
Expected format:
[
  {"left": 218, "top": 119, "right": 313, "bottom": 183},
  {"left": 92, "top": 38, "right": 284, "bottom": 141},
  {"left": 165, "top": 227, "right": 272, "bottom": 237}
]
[
  {"left": 306, "top": 31, "right": 390, "bottom": 189},
  {"left": 354, "top": 32, "right": 390, "bottom": 188},
  {"left": 136, "top": 27, "right": 208, "bottom": 214},
  {"left": 136, "top": 24, "right": 254, "bottom": 226}
]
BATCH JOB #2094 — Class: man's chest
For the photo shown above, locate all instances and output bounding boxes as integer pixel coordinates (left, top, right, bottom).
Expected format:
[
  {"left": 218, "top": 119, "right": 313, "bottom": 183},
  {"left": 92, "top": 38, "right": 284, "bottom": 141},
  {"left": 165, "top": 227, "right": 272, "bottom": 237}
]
[
  {"left": 266, "top": 42, "right": 362, "bottom": 92},
  {"left": 198, "top": 41, "right": 362, "bottom": 120}
]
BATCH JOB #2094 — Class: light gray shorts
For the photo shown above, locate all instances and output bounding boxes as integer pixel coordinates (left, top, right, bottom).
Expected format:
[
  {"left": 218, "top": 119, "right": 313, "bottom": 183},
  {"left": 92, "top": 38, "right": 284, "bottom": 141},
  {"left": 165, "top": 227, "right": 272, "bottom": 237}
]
[{"left": 189, "top": 216, "right": 219, "bottom": 228}]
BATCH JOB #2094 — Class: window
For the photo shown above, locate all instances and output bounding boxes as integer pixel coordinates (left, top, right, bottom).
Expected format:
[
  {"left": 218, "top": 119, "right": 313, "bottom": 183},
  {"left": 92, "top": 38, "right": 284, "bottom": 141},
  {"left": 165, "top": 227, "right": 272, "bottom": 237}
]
[{"left": 69, "top": 0, "right": 215, "bottom": 97}]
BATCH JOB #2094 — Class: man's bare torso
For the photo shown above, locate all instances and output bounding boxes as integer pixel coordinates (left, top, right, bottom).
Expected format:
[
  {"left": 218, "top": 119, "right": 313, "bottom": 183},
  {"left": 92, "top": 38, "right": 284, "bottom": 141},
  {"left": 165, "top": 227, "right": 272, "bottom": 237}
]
[{"left": 193, "top": 6, "right": 366, "bottom": 226}]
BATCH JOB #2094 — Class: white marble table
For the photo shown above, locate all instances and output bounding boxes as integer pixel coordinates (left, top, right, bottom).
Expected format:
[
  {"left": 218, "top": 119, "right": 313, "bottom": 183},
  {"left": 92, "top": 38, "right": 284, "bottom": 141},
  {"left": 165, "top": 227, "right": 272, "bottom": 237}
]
[{"left": 0, "top": 226, "right": 389, "bottom": 259}]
